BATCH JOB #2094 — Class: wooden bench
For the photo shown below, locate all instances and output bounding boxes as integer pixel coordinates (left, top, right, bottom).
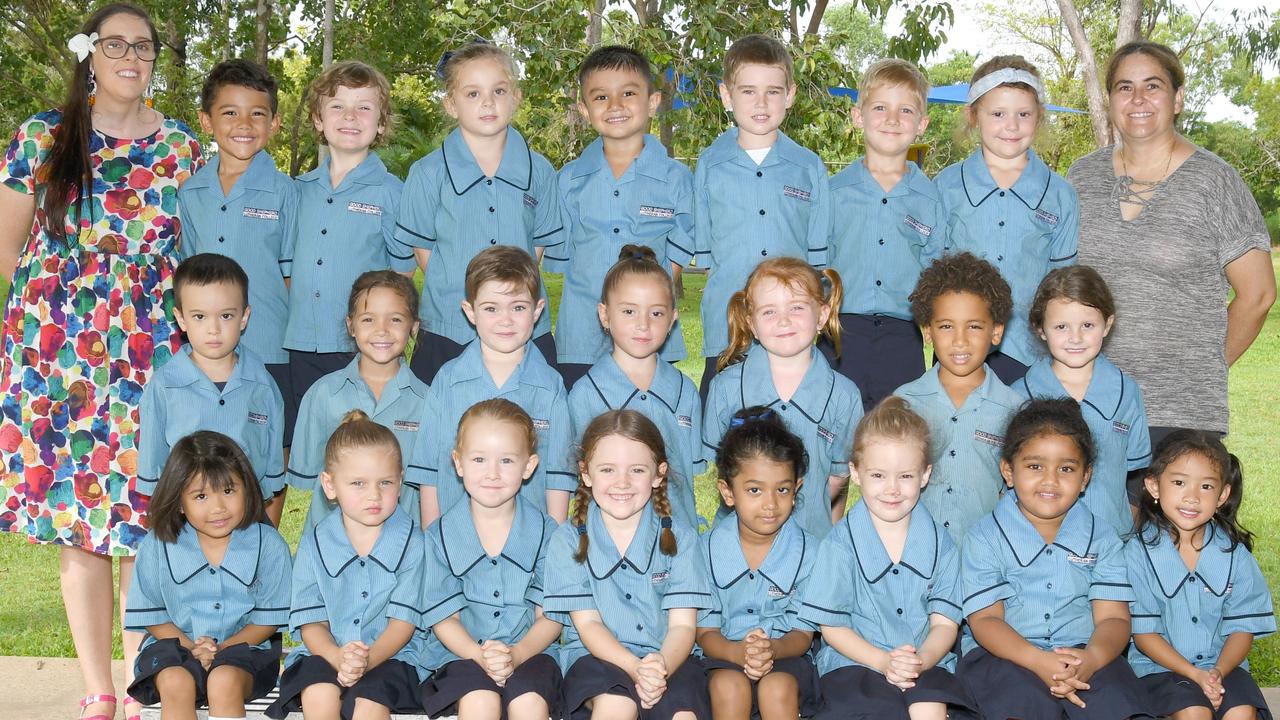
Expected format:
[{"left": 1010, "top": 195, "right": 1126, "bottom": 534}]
[{"left": 139, "top": 691, "right": 443, "bottom": 720}]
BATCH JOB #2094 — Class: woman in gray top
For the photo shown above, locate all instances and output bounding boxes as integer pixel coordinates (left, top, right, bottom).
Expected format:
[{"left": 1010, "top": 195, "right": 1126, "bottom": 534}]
[{"left": 1068, "top": 41, "right": 1275, "bottom": 442}]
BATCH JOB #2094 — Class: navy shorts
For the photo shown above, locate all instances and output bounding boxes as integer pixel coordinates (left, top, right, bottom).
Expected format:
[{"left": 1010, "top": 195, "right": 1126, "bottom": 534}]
[
  {"left": 266, "top": 654, "right": 422, "bottom": 719},
  {"left": 702, "top": 654, "right": 822, "bottom": 717},
  {"left": 265, "top": 362, "right": 299, "bottom": 448},
  {"left": 958, "top": 647, "right": 1150, "bottom": 720},
  {"left": 819, "top": 313, "right": 926, "bottom": 409},
  {"left": 983, "top": 350, "right": 1030, "bottom": 385},
  {"left": 419, "top": 653, "right": 562, "bottom": 717},
  {"left": 410, "top": 330, "right": 558, "bottom": 386},
  {"left": 1139, "top": 668, "right": 1271, "bottom": 720},
  {"left": 813, "top": 663, "right": 972, "bottom": 719},
  {"left": 127, "top": 637, "right": 281, "bottom": 706},
  {"left": 562, "top": 654, "right": 710, "bottom": 720},
  {"left": 288, "top": 349, "right": 355, "bottom": 412}
]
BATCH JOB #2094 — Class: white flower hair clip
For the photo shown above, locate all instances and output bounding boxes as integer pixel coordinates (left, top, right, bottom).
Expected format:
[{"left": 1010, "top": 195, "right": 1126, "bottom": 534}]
[{"left": 67, "top": 32, "right": 99, "bottom": 63}]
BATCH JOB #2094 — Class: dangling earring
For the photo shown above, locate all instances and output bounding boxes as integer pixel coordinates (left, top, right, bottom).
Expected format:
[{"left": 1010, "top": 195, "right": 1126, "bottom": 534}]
[
  {"left": 87, "top": 67, "right": 97, "bottom": 107},
  {"left": 144, "top": 80, "right": 154, "bottom": 109}
]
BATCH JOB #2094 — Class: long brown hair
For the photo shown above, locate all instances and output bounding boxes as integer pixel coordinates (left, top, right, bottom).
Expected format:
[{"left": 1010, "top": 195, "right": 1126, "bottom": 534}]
[
  {"left": 719, "top": 258, "right": 842, "bottom": 371},
  {"left": 571, "top": 410, "right": 676, "bottom": 563},
  {"left": 147, "top": 431, "right": 267, "bottom": 544},
  {"left": 43, "top": 3, "right": 160, "bottom": 243}
]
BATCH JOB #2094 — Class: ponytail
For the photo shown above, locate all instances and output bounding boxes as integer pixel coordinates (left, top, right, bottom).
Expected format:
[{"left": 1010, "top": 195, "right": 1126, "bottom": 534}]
[
  {"left": 818, "top": 268, "right": 843, "bottom": 357},
  {"left": 650, "top": 479, "right": 678, "bottom": 557},
  {"left": 717, "top": 259, "right": 844, "bottom": 371},
  {"left": 718, "top": 288, "right": 754, "bottom": 371},
  {"left": 571, "top": 483, "right": 592, "bottom": 563}
]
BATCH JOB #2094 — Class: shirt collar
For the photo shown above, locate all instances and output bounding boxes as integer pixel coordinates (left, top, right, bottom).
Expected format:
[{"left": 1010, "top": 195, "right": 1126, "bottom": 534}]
[
  {"left": 314, "top": 506, "right": 415, "bottom": 577},
  {"left": 166, "top": 522, "right": 264, "bottom": 586},
  {"left": 833, "top": 158, "right": 932, "bottom": 199},
  {"left": 738, "top": 344, "right": 838, "bottom": 425},
  {"left": 451, "top": 340, "right": 560, "bottom": 391},
  {"left": 163, "top": 345, "right": 268, "bottom": 394},
  {"left": 959, "top": 147, "right": 1052, "bottom": 210},
  {"left": 567, "top": 134, "right": 669, "bottom": 182},
  {"left": 436, "top": 496, "right": 547, "bottom": 576},
  {"left": 298, "top": 151, "right": 388, "bottom": 187},
  {"left": 700, "top": 128, "right": 805, "bottom": 169},
  {"left": 707, "top": 515, "right": 806, "bottom": 593},
  {"left": 187, "top": 151, "right": 279, "bottom": 193},
  {"left": 1019, "top": 356, "right": 1126, "bottom": 421},
  {"left": 585, "top": 503, "right": 659, "bottom": 579},
  {"left": 846, "top": 500, "right": 940, "bottom": 582},
  {"left": 899, "top": 364, "right": 1017, "bottom": 412},
  {"left": 1139, "top": 523, "right": 1234, "bottom": 598},
  {"left": 443, "top": 126, "right": 532, "bottom": 195},
  {"left": 582, "top": 354, "right": 685, "bottom": 415},
  {"left": 993, "top": 492, "right": 1097, "bottom": 567}
]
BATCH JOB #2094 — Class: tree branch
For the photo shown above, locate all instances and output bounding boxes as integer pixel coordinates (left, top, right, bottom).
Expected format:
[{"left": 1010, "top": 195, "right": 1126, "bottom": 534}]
[{"left": 1056, "top": 0, "right": 1111, "bottom": 146}]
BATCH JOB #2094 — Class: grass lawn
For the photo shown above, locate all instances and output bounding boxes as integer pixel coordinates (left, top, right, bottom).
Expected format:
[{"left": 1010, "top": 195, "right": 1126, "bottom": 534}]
[{"left": 2, "top": 258, "right": 1278, "bottom": 682}]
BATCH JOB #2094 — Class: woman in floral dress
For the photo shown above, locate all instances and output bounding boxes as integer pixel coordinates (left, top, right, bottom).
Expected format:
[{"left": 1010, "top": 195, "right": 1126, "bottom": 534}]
[{"left": 0, "top": 4, "right": 201, "bottom": 718}]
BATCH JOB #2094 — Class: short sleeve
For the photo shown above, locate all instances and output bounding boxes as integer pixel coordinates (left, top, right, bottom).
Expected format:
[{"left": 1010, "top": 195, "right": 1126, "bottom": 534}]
[
  {"left": 527, "top": 515, "right": 560, "bottom": 608},
  {"left": 289, "top": 532, "right": 329, "bottom": 632},
  {"left": 123, "top": 535, "right": 172, "bottom": 631},
  {"left": 805, "top": 167, "right": 830, "bottom": 268},
  {"left": 1048, "top": 183, "right": 1079, "bottom": 266},
  {"left": 387, "top": 531, "right": 426, "bottom": 626},
  {"left": 543, "top": 524, "right": 595, "bottom": 623},
  {"left": 249, "top": 527, "right": 293, "bottom": 629},
  {"left": 1088, "top": 530, "right": 1135, "bottom": 603},
  {"left": 961, "top": 526, "right": 1015, "bottom": 617},
  {"left": 1124, "top": 540, "right": 1166, "bottom": 636},
  {"left": 1126, "top": 381, "right": 1152, "bottom": 471},
  {"left": 262, "top": 381, "right": 287, "bottom": 497},
  {"left": 660, "top": 527, "right": 712, "bottom": 611},
  {"left": 394, "top": 159, "right": 440, "bottom": 248},
  {"left": 279, "top": 182, "right": 300, "bottom": 278},
  {"left": 1221, "top": 549, "right": 1276, "bottom": 638},
  {"left": 687, "top": 387, "right": 708, "bottom": 469},
  {"left": 286, "top": 387, "right": 325, "bottom": 491},
  {"left": 1210, "top": 161, "right": 1270, "bottom": 268},
  {"left": 691, "top": 160, "right": 712, "bottom": 269},
  {"left": 666, "top": 166, "right": 696, "bottom": 267},
  {"left": 531, "top": 162, "right": 564, "bottom": 249},
  {"left": 544, "top": 389, "right": 578, "bottom": 493},
  {"left": 176, "top": 187, "right": 202, "bottom": 256},
  {"left": 135, "top": 383, "right": 169, "bottom": 496},
  {"left": 409, "top": 388, "right": 444, "bottom": 489},
  {"left": 827, "top": 387, "right": 862, "bottom": 477},
  {"left": 0, "top": 113, "right": 56, "bottom": 196},
  {"left": 420, "top": 526, "right": 466, "bottom": 628},
  {"left": 380, "top": 177, "right": 416, "bottom": 272},
  {"left": 798, "top": 532, "right": 857, "bottom": 628},
  {"left": 701, "top": 376, "right": 731, "bottom": 461},
  {"left": 927, "top": 538, "right": 964, "bottom": 624},
  {"left": 695, "top": 537, "right": 722, "bottom": 629}
]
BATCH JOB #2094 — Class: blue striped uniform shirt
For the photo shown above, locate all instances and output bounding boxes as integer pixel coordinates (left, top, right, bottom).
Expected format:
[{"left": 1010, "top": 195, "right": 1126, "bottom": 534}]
[
  {"left": 828, "top": 159, "right": 945, "bottom": 319},
  {"left": 894, "top": 364, "right": 1023, "bottom": 543},
  {"left": 407, "top": 341, "right": 574, "bottom": 514},
  {"left": 178, "top": 151, "right": 298, "bottom": 364},
  {"left": 1014, "top": 355, "right": 1152, "bottom": 537},
  {"left": 549, "top": 134, "right": 692, "bottom": 364},
  {"left": 704, "top": 344, "right": 862, "bottom": 538},
  {"left": 125, "top": 522, "right": 291, "bottom": 652},
  {"left": 285, "top": 151, "right": 416, "bottom": 353},
  {"left": 699, "top": 516, "right": 816, "bottom": 643},
  {"left": 417, "top": 496, "right": 560, "bottom": 673},
  {"left": 692, "top": 128, "right": 830, "bottom": 358},
  {"left": 935, "top": 148, "right": 1079, "bottom": 366},
  {"left": 960, "top": 493, "right": 1133, "bottom": 655},
  {"left": 286, "top": 506, "right": 425, "bottom": 673},
  {"left": 568, "top": 354, "right": 704, "bottom": 529},
  {"left": 287, "top": 357, "right": 428, "bottom": 529},
  {"left": 393, "top": 127, "right": 563, "bottom": 344},
  {"left": 137, "top": 345, "right": 285, "bottom": 498},
  {"left": 544, "top": 504, "right": 711, "bottom": 672},
  {"left": 1126, "top": 523, "right": 1276, "bottom": 677},
  {"left": 800, "top": 501, "right": 962, "bottom": 674}
]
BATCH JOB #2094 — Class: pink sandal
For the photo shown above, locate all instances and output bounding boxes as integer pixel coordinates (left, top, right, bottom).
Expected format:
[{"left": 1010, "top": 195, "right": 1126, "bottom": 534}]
[
  {"left": 78, "top": 694, "right": 117, "bottom": 720},
  {"left": 124, "top": 695, "right": 144, "bottom": 720}
]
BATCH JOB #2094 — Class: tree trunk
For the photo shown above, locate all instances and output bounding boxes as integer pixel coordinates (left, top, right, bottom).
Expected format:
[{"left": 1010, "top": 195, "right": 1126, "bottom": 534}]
[
  {"left": 805, "top": 0, "right": 831, "bottom": 36},
  {"left": 587, "top": 0, "right": 605, "bottom": 46},
  {"left": 254, "top": 0, "right": 271, "bottom": 65},
  {"left": 318, "top": 0, "right": 335, "bottom": 166},
  {"left": 1115, "top": 0, "right": 1143, "bottom": 49},
  {"left": 1056, "top": 0, "right": 1111, "bottom": 147},
  {"left": 288, "top": 85, "right": 308, "bottom": 176}
]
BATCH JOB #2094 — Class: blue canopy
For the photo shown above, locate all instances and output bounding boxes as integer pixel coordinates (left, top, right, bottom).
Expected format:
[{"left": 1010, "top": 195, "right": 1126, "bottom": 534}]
[{"left": 829, "top": 83, "right": 1086, "bottom": 114}]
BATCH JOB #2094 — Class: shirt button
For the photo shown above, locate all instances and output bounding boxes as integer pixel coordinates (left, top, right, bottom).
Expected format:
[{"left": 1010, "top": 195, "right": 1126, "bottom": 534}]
[
  {"left": 950, "top": 416, "right": 958, "bottom": 423},
  {"left": 493, "top": 590, "right": 500, "bottom": 598},
  {"left": 943, "top": 521, "right": 950, "bottom": 528},
  {"left": 321, "top": 228, "right": 327, "bottom": 234},
  {"left": 997, "top": 255, "right": 1004, "bottom": 262},
  {"left": 217, "top": 236, "right": 224, "bottom": 243},
  {"left": 1192, "top": 616, "right": 1198, "bottom": 623},
  {"left": 313, "top": 292, "right": 321, "bottom": 298},
  {"left": 896, "top": 608, "right": 903, "bottom": 615},
  {"left": 779, "top": 404, "right": 786, "bottom": 411},
  {"left": 625, "top": 593, "right": 632, "bottom": 600},
  {"left": 949, "top": 450, "right": 957, "bottom": 457},
  {"left": 758, "top": 209, "right": 766, "bottom": 215},
  {"left": 636, "top": 624, "right": 643, "bottom": 631},
  {"left": 208, "top": 568, "right": 216, "bottom": 575},
  {"left": 613, "top": 190, "right": 620, "bottom": 197},
  {"left": 875, "top": 280, "right": 882, "bottom": 286},
  {"left": 218, "top": 399, "right": 225, "bottom": 406},
  {"left": 881, "top": 198, "right": 888, "bottom": 204},
  {"left": 486, "top": 179, "right": 493, "bottom": 185},
  {"left": 878, "top": 238, "right": 885, "bottom": 245},
  {"left": 327, "top": 197, "right": 333, "bottom": 204},
  {"left": 353, "top": 618, "right": 360, "bottom": 625},
  {"left": 998, "top": 221, "right": 1005, "bottom": 227},
  {"left": 1197, "top": 654, "right": 1204, "bottom": 660},
  {"left": 756, "top": 171, "right": 763, "bottom": 178},
  {"left": 747, "top": 608, "right": 754, "bottom": 614},
  {"left": 1044, "top": 613, "right": 1051, "bottom": 620},
  {"left": 1188, "top": 577, "right": 1196, "bottom": 583},
  {"left": 1045, "top": 549, "right": 1053, "bottom": 555},
  {"left": 748, "top": 573, "right": 755, "bottom": 580},
  {"left": 999, "top": 191, "right": 1006, "bottom": 197},
  {"left": 361, "top": 591, "right": 368, "bottom": 598},
  {"left": 359, "top": 560, "right": 365, "bottom": 566},
  {"left": 490, "top": 239, "right": 497, "bottom": 245},
  {"left": 946, "top": 488, "right": 954, "bottom": 494},
  {"left": 640, "top": 393, "right": 647, "bottom": 400},
  {"left": 613, "top": 228, "right": 620, "bottom": 234},
  {"left": 760, "top": 250, "right": 768, "bottom": 256},
  {"left": 1046, "top": 583, "right": 1053, "bottom": 590},
  {"left": 220, "top": 205, "right": 227, "bottom": 211},
  {"left": 491, "top": 559, "right": 498, "bottom": 566},
  {"left": 214, "top": 602, "right": 221, "bottom": 610},
  {"left": 317, "top": 258, "right": 323, "bottom": 265},
  {"left": 891, "top": 568, "right": 899, "bottom": 575},
  {"left": 489, "top": 206, "right": 495, "bottom": 213},
  {"left": 494, "top": 611, "right": 501, "bottom": 618}
]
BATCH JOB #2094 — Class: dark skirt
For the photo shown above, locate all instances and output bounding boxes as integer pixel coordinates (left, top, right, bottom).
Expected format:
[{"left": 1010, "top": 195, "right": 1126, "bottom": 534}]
[
  {"left": 265, "top": 654, "right": 423, "bottom": 719},
  {"left": 702, "top": 654, "right": 822, "bottom": 718},
  {"left": 958, "top": 647, "right": 1151, "bottom": 720},
  {"left": 420, "top": 653, "right": 563, "bottom": 718},
  {"left": 562, "top": 654, "right": 710, "bottom": 720},
  {"left": 812, "top": 663, "right": 973, "bottom": 719},
  {"left": 1139, "top": 668, "right": 1271, "bottom": 720},
  {"left": 127, "top": 637, "right": 281, "bottom": 706},
  {"left": 819, "top": 313, "right": 926, "bottom": 409}
]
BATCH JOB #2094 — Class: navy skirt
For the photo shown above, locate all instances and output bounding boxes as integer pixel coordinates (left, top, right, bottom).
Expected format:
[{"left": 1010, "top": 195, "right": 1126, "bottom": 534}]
[
  {"left": 813, "top": 663, "right": 973, "bottom": 719},
  {"left": 420, "top": 653, "right": 563, "bottom": 718},
  {"left": 128, "top": 637, "right": 281, "bottom": 706},
  {"left": 702, "top": 654, "right": 822, "bottom": 717},
  {"left": 265, "top": 654, "right": 422, "bottom": 719},
  {"left": 562, "top": 654, "right": 710, "bottom": 720},
  {"left": 1139, "top": 668, "right": 1271, "bottom": 720},
  {"left": 958, "top": 648, "right": 1150, "bottom": 720}
]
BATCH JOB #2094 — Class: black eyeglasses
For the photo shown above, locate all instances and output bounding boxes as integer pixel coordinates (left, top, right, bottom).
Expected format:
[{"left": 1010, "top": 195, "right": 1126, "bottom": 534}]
[{"left": 95, "top": 37, "right": 159, "bottom": 61}]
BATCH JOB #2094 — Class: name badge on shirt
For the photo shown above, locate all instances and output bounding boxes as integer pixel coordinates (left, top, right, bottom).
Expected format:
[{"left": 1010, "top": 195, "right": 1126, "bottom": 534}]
[
  {"left": 783, "top": 185, "right": 811, "bottom": 202},
  {"left": 532, "top": 418, "right": 550, "bottom": 431},
  {"left": 974, "top": 430, "right": 1004, "bottom": 447},
  {"left": 242, "top": 207, "right": 279, "bottom": 221},
  {"left": 394, "top": 420, "right": 420, "bottom": 432},
  {"left": 347, "top": 201, "right": 383, "bottom": 216},
  {"left": 816, "top": 426, "right": 835, "bottom": 444},
  {"left": 904, "top": 215, "right": 934, "bottom": 237},
  {"left": 247, "top": 412, "right": 269, "bottom": 426},
  {"left": 639, "top": 205, "right": 675, "bottom": 219},
  {"left": 650, "top": 570, "right": 670, "bottom": 585},
  {"left": 1067, "top": 552, "right": 1098, "bottom": 566},
  {"left": 677, "top": 415, "right": 693, "bottom": 428},
  {"left": 766, "top": 585, "right": 787, "bottom": 599},
  {"left": 1112, "top": 421, "right": 1130, "bottom": 435},
  {"left": 1034, "top": 208, "right": 1060, "bottom": 226},
  {"left": 523, "top": 193, "right": 538, "bottom": 209}
]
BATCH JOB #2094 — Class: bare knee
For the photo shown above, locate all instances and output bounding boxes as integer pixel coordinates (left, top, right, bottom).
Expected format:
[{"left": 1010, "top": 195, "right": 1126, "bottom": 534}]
[
  {"left": 1171, "top": 706, "right": 1216, "bottom": 720},
  {"left": 708, "top": 668, "right": 752, "bottom": 697},
  {"left": 300, "top": 682, "right": 342, "bottom": 718},
  {"left": 456, "top": 688, "right": 502, "bottom": 719},
  {"left": 205, "top": 664, "right": 251, "bottom": 700},
  {"left": 755, "top": 670, "right": 800, "bottom": 719},
  {"left": 1222, "top": 705, "right": 1258, "bottom": 720},
  {"left": 588, "top": 692, "right": 638, "bottom": 720},
  {"left": 351, "top": 696, "right": 393, "bottom": 720},
  {"left": 507, "top": 690, "right": 550, "bottom": 720},
  {"left": 154, "top": 666, "right": 197, "bottom": 700}
]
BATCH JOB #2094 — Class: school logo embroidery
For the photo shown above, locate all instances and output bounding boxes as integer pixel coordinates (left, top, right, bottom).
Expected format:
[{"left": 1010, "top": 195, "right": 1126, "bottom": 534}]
[
  {"left": 766, "top": 585, "right": 787, "bottom": 599},
  {"left": 1067, "top": 552, "right": 1098, "bottom": 566},
  {"left": 974, "top": 430, "right": 1004, "bottom": 447},
  {"left": 247, "top": 412, "right": 269, "bottom": 426},
  {"left": 783, "top": 185, "right": 811, "bottom": 202},
  {"left": 677, "top": 415, "right": 693, "bottom": 428},
  {"left": 1112, "top": 421, "right": 1130, "bottom": 435},
  {"left": 532, "top": 418, "right": 550, "bottom": 431},
  {"left": 650, "top": 571, "right": 670, "bottom": 585},
  {"left": 816, "top": 426, "right": 835, "bottom": 443},
  {"left": 639, "top": 205, "right": 675, "bottom": 219},
  {"left": 393, "top": 420, "right": 420, "bottom": 432},
  {"left": 1034, "top": 208, "right": 1059, "bottom": 226},
  {"left": 523, "top": 193, "right": 538, "bottom": 209},
  {"left": 347, "top": 201, "right": 383, "bottom": 216},
  {"left": 242, "top": 207, "right": 279, "bottom": 221},
  {"left": 904, "top": 215, "right": 933, "bottom": 237}
]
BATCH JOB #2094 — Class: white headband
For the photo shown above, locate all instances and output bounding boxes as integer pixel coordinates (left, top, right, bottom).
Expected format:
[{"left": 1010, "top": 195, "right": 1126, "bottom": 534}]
[{"left": 967, "top": 68, "right": 1046, "bottom": 105}]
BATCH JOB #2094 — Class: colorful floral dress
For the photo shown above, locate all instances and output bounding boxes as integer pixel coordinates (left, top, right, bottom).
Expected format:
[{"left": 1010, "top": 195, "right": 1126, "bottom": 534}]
[{"left": 0, "top": 110, "right": 202, "bottom": 555}]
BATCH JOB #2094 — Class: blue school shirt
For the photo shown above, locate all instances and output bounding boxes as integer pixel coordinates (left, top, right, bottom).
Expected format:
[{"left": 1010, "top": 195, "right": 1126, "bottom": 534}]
[
  {"left": 178, "top": 151, "right": 298, "bottom": 365},
  {"left": 699, "top": 516, "right": 816, "bottom": 643},
  {"left": 286, "top": 506, "right": 425, "bottom": 673},
  {"left": 287, "top": 357, "right": 429, "bottom": 529},
  {"left": 1125, "top": 524, "right": 1276, "bottom": 677},
  {"left": 394, "top": 127, "right": 562, "bottom": 344},
  {"left": 137, "top": 345, "right": 285, "bottom": 498},
  {"left": 407, "top": 341, "right": 574, "bottom": 514},
  {"left": 285, "top": 152, "right": 416, "bottom": 353},
  {"left": 705, "top": 344, "right": 863, "bottom": 538},
  {"left": 960, "top": 493, "right": 1134, "bottom": 655},
  {"left": 801, "top": 501, "right": 963, "bottom": 675},
  {"left": 544, "top": 503, "right": 712, "bottom": 672},
  {"left": 828, "top": 159, "right": 945, "bottom": 319},
  {"left": 549, "top": 135, "right": 692, "bottom": 364},
  {"left": 1014, "top": 356, "right": 1151, "bottom": 537},
  {"left": 894, "top": 364, "right": 1022, "bottom": 542},
  {"left": 125, "top": 522, "right": 291, "bottom": 652},
  {"left": 692, "top": 128, "right": 830, "bottom": 358},
  {"left": 568, "top": 354, "right": 704, "bottom": 529},
  {"left": 935, "top": 148, "right": 1079, "bottom": 366},
  {"left": 418, "top": 496, "right": 560, "bottom": 673}
]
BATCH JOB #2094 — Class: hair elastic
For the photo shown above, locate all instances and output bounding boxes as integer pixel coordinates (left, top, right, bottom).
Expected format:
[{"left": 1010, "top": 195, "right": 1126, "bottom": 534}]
[
  {"left": 966, "top": 68, "right": 1046, "bottom": 105},
  {"left": 576, "top": 523, "right": 587, "bottom": 536},
  {"left": 730, "top": 408, "right": 776, "bottom": 427},
  {"left": 660, "top": 516, "right": 673, "bottom": 529}
]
